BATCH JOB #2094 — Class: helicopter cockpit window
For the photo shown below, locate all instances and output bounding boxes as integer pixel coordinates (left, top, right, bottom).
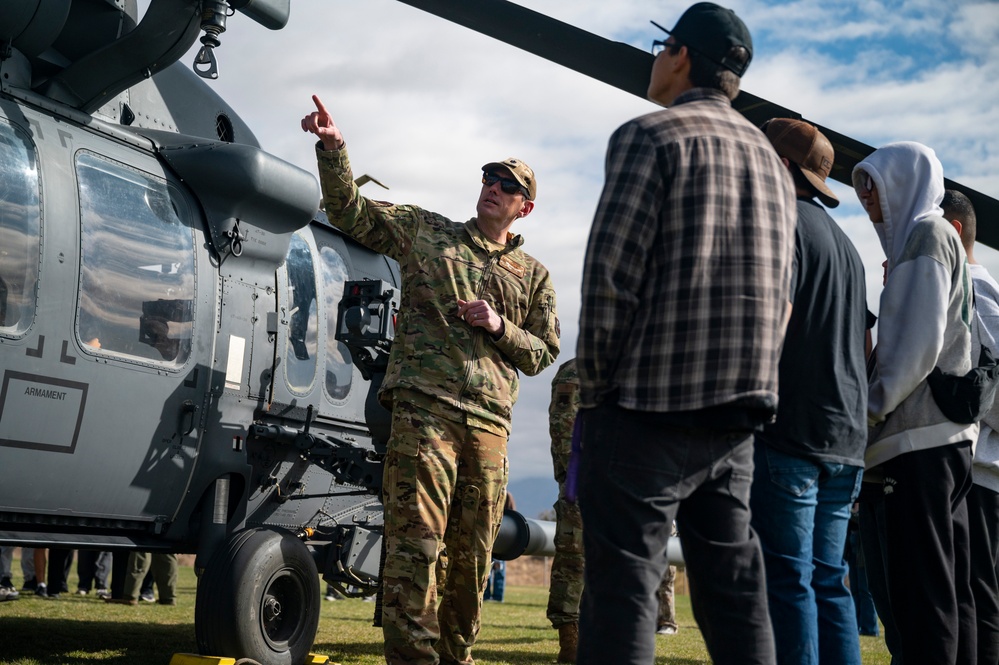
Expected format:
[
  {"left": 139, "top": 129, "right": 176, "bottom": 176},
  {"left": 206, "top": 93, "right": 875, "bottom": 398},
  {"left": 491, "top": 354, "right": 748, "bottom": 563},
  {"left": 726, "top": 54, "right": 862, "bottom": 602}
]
[
  {"left": 77, "top": 153, "right": 195, "bottom": 366},
  {"left": 0, "top": 121, "right": 41, "bottom": 337},
  {"left": 318, "top": 245, "right": 353, "bottom": 401},
  {"left": 285, "top": 232, "right": 318, "bottom": 392}
]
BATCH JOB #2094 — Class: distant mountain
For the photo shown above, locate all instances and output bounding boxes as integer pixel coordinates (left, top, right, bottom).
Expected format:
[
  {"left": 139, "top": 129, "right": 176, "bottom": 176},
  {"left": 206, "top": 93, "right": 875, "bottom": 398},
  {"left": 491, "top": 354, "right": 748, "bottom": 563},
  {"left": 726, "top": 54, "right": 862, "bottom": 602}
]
[{"left": 507, "top": 475, "right": 559, "bottom": 520}]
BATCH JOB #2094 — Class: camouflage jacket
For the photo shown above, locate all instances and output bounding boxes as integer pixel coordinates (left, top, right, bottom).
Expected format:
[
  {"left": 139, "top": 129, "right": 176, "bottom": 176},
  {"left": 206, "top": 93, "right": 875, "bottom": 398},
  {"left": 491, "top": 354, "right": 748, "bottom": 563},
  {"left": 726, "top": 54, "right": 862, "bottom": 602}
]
[
  {"left": 316, "top": 146, "right": 560, "bottom": 435},
  {"left": 549, "top": 358, "right": 579, "bottom": 485}
]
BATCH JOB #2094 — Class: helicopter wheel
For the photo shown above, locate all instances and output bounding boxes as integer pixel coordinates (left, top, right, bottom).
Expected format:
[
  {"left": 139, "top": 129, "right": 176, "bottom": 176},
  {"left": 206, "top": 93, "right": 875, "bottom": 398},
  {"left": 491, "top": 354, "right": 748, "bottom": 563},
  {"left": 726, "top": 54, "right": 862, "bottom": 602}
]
[{"left": 195, "top": 527, "right": 321, "bottom": 665}]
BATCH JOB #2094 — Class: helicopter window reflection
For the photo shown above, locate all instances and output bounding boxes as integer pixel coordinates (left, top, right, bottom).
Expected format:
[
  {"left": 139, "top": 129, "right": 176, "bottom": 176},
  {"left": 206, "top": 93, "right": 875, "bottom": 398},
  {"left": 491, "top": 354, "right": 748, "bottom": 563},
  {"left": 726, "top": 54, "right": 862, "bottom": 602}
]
[
  {"left": 0, "top": 121, "right": 41, "bottom": 336},
  {"left": 318, "top": 245, "right": 353, "bottom": 401},
  {"left": 77, "top": 153, "right": 195, "bottom": 366},
  {"left": 285, "top": 232, "right": 318, "bottom": 392}
]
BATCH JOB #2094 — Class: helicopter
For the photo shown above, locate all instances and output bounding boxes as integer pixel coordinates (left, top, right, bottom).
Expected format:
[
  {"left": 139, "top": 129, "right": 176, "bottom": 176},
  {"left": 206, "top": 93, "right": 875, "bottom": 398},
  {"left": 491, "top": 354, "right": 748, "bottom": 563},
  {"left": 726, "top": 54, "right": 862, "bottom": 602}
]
[
  {"left": 0, "top": 1, "right": 995, "bottom": 664},
  {"left": 0, "top": 1, "right": 558, "bottom": 663}
]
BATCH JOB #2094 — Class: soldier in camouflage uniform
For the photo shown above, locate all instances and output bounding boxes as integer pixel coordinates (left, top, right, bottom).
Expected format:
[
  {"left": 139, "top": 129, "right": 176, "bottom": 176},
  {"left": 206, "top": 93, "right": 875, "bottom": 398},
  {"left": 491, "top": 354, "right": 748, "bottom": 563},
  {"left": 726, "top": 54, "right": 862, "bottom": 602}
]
[
  {"left": 547, "top": 359, "right": 678, "bottom": 662},
  {"left": 302, "top": 96, "right": 560, "bottom": 665},
  {"left": 547, "top": 358, "right": 584, "bottom": 662}
]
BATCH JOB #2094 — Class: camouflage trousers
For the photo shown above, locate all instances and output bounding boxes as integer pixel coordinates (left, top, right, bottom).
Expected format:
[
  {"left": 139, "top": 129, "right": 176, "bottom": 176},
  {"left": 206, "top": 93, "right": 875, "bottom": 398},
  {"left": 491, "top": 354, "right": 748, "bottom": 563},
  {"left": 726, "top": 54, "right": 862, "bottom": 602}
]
[
  {"left": 381, "top": 401, "right": 509, "bottom": 665},
  {"left": 657, "top": 564, "right": 677, "bottom": 630},
  {"left": 546, "top": 491, "right": 676, "bottom": 630},
  {"left": 546, "top": 493, "right": 585, "bottom": 627}
]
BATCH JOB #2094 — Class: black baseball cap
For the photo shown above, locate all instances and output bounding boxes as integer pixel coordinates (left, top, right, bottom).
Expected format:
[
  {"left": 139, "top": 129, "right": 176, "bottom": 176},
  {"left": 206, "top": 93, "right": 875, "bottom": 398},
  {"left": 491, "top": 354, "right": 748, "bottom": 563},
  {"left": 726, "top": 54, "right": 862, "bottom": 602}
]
[{"left": 652, "top": 2, "right": 753, "bottom": 77}]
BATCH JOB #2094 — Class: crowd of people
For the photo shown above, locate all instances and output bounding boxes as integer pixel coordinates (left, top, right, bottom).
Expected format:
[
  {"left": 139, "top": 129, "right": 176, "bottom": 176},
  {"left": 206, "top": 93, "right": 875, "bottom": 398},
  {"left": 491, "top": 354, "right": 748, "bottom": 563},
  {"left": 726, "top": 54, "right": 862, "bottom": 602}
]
[
  {"left": 302, "top": 1, "right": 996, "bottom": 664},
  {"left": 3, "top": 4, "right": 991, "bottom": 665},
  {"left": 0, "top": 547, "right": 177, "bottom": 605}
]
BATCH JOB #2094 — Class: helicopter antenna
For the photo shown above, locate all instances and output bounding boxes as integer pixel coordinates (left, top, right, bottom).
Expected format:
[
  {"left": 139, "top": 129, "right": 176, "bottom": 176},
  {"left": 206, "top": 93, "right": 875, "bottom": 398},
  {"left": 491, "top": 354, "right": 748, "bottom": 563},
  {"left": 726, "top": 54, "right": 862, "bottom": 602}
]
[{"left": 194, "top": 1, "right": 232, "bottom": 79}]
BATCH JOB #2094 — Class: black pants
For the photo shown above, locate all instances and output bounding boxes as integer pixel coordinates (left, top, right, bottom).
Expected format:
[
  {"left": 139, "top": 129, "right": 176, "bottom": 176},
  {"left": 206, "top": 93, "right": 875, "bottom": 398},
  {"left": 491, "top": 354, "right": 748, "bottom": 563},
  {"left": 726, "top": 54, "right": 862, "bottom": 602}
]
[
  {"left": 858, "top": 481, "right": 904, "bottom": 664},
  {"left": 967, "top": 483, "right": 999, "bottom": 665},
  {"left": 883, "top": 443, "right": 975, "bottom": 665},
  {"left": 77, "top": 550, "right": 111, "bottom": 591},
  {"left": 577, "top": 403, "right": 774, "bottom": 665},
  {"left": 45, "top": 548, "right": 73, "bottom": 594}
]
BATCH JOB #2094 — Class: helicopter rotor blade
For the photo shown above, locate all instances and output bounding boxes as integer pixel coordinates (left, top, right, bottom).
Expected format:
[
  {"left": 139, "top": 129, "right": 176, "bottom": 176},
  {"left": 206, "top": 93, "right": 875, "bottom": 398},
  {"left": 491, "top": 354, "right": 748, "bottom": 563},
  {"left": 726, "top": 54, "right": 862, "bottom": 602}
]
[{"left": 393, "top": 0, "right": 999, "bottom": 248}]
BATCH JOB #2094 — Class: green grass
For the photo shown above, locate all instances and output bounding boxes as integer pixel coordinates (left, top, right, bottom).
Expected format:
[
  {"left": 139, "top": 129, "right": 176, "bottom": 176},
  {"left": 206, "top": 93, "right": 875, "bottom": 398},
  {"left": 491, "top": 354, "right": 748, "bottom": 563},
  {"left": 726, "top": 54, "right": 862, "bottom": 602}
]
[{"left": 0, "top": 563, "right": 892, "bottom": 664}]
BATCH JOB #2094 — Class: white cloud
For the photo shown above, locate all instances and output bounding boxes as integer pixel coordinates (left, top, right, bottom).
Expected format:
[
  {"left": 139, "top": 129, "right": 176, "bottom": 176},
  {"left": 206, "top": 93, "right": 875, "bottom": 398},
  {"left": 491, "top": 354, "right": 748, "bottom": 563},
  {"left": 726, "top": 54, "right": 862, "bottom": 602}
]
[{"left": 145, "top": 0, "right": 999, "bottom": 483}]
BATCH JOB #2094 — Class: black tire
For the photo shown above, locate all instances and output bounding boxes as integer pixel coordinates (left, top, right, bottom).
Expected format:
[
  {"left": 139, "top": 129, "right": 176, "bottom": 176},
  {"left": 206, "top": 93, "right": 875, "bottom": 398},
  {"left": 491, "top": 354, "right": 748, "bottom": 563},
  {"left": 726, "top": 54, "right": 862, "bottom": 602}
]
[{"left": 195, "top": 528, "right": 321, "bottom": 665}]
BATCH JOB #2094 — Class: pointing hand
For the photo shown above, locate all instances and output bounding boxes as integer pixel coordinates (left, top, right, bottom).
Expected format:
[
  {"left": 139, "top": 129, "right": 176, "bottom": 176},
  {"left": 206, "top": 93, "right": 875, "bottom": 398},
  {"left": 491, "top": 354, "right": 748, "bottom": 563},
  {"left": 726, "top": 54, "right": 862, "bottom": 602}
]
[{"left": 301, "top": 94, "right": 344, "bottom": 151}]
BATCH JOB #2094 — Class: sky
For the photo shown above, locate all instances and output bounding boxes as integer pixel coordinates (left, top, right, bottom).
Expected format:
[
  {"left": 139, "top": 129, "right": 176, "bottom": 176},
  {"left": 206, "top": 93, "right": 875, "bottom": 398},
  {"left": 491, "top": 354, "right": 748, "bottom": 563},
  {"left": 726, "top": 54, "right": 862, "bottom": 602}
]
[{"left": 148, "top": 0, "right": 999, "bottom": 488}]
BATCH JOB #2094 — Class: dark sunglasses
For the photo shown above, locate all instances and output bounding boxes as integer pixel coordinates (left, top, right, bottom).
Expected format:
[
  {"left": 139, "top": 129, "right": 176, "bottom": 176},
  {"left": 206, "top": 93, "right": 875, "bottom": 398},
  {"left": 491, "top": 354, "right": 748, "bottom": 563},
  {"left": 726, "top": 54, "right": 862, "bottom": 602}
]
[
  {"left": 651, "top": 39, "right": 678, "bottom": 56},
  {"left": 482, "top": 172, "right": 527, "bottom": 197}
]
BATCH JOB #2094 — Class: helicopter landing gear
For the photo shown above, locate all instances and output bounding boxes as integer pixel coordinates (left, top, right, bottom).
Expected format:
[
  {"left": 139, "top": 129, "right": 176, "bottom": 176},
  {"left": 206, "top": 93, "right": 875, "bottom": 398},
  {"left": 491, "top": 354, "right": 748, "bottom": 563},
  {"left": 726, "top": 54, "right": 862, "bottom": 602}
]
[{"left": 195, "top": 528, "right": 321, "bottom": 665}]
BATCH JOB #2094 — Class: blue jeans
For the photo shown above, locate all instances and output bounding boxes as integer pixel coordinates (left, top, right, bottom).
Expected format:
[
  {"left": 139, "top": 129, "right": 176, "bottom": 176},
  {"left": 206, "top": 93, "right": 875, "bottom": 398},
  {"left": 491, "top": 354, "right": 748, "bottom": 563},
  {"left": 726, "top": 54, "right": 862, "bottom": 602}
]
[
  {"left": 750, "top": 443, "right": 863, "bottom": 665},
  {"left": 483, "top": 559, "right": 505, "bottom": 601}
]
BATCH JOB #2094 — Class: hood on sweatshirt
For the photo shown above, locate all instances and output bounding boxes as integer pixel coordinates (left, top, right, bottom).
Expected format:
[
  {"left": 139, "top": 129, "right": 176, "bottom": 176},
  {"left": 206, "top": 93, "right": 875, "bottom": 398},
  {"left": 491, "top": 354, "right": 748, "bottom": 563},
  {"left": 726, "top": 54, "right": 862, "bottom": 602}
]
[{"left": 851, "top": 141, "right": 945, "bottom": 273}]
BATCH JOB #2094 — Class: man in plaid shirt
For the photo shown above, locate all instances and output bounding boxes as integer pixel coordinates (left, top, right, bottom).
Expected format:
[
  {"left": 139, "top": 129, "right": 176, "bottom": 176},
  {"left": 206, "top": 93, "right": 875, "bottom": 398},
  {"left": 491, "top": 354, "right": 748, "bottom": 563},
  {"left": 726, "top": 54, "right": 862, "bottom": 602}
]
[{"left": 575, "top": 4, "right": 796, "bottom": 664}]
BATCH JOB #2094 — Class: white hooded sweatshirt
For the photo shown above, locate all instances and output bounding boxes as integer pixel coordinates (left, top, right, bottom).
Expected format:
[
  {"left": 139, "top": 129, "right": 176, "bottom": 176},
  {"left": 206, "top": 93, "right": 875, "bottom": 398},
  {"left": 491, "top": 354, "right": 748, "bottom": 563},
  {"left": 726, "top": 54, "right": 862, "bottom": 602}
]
[{"left": 854, "top": 142, "right": 977, "bottom": 470}]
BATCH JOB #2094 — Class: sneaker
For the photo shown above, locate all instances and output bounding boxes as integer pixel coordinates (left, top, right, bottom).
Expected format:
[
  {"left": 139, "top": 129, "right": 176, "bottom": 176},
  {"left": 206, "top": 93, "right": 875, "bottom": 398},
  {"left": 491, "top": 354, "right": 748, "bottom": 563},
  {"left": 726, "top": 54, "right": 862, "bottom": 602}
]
[
  {"left": 656, "top": 625, "right": 678, "bottom": 635},
  {"left": 35, "top": 582, "right": 47, "bottom": 597},
  {"left": 21, "top": 577, "right": 37, "bottom": 592},
  {"left": 1, "top": 576, "right": 18, "bottom": 600},
  {"left": 139, "top": 591, "right": 155, "bottom": 602},
  {"left": 45, "top": 591, "right": 61, "bottom": 600},
  {"left": 95, "top": 588, "right": 112, "bottom": 600},
  {"left": 76, "top": 589, "right": 89, "bottom": 596}
]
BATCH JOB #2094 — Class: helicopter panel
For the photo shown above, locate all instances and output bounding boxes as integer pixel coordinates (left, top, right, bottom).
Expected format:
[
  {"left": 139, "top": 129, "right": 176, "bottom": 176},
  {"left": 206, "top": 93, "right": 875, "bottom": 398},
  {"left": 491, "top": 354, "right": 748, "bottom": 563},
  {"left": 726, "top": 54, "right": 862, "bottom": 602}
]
[{"left": 0, "top": 101, "right": 213, "bottom": 527}]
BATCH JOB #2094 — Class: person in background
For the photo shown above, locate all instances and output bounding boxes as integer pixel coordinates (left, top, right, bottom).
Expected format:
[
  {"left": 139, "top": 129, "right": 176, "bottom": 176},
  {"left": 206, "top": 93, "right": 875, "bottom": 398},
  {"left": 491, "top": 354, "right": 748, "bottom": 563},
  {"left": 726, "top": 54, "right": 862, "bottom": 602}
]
[
  {"left": 76, "top": 550, "right": 111, "bottom": 598},
  {"left": 20, "top": 547, "right": 46, "bottom": 596},
  {"left": 484, "top": 494, "right": 516, "bottom": 603},
  {"left": 856, "top": 143, "right": 976, "bottom": 665},
  {"left": 750, "top": 118, "right": 868, "bottom": 665},
  {"left": 546, "top": 359, "right": 682, "bottom": 662},
  {"left": 546, "top": 358, "right": 584, "bottom": 662},
  {"left": 0, "top": 547, "right": 19, "bottom": 601},
  {"left": 655, "top": 525, "right": 679, "bottom": 637},
  {"left": 943, "top": 188, "right": 999, "bottom": 664},
  {"left": 844, "top": 503, "right": 880, "bottom": 637},
  {"left": 106, "top": 552, "right": 177, "bottom": 606}
]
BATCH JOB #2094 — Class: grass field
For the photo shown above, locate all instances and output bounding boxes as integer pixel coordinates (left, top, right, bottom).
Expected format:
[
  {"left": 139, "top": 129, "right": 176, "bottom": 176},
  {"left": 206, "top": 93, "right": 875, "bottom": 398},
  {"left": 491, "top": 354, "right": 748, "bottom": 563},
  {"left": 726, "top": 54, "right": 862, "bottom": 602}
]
[{"left": 0, "top": 562, "right": 892, "bottom": 665}]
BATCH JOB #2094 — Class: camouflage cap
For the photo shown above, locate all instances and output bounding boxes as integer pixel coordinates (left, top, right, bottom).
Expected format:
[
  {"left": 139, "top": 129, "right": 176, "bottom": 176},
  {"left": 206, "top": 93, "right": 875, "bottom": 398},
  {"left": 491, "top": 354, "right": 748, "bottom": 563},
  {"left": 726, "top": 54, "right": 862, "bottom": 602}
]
[{"left": 482, "top": 158, "right": 537, "bottom": 201}]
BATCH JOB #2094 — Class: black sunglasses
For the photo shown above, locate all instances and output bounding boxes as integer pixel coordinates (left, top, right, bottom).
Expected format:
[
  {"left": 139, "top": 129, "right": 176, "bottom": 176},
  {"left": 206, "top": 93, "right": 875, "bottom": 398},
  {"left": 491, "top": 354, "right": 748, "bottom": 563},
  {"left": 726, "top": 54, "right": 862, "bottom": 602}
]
[
  {"left": 482, "top": 172, "right": 528, "bottom": 197},
  {"left": 651, "top": 39, "right": 678, "bottom": 56}
]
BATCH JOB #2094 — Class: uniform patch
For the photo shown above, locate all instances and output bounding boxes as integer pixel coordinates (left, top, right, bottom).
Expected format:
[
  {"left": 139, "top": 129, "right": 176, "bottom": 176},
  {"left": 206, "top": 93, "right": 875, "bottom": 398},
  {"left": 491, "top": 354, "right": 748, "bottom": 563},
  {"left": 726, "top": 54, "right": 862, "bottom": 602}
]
[
  {"left": 555, "top": 317, "right": 561, "bottom": 339},
  {"left": 498, "top": 255, "right": 526, "bottom": 278},
  {"left": 556, "top": 382, "right": 576, "bottom": 408}
]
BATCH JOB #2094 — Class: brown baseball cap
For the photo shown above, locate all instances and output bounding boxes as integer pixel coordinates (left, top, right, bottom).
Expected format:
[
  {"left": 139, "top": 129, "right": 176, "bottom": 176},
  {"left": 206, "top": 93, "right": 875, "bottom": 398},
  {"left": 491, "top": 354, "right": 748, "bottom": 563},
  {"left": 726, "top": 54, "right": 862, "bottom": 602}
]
[
  {"left": 763, "top": 118, "right": 839, "bottom": 208},
  {"left": 482, "top": 157, "right": 537, "bottom": 201}
]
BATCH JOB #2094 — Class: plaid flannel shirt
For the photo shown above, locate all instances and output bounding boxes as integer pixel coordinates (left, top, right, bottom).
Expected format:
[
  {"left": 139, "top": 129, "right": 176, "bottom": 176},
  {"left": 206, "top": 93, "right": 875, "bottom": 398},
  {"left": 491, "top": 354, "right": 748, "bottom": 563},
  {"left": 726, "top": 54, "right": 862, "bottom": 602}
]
[{"left": 578, "top": 88, "right": 796, "bottom": 414}]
